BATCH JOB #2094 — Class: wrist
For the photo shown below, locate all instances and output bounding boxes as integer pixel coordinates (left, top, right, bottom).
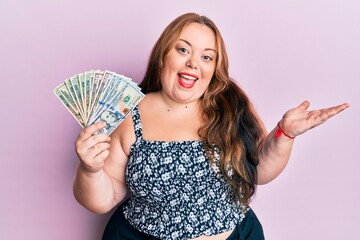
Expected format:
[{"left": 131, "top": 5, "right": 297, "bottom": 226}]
[
  {"left": 275, "top": 121, "right": 295, "bottom": 139},
  {"left": 78, "top": 163, "right": 104, "bottom": 177}
]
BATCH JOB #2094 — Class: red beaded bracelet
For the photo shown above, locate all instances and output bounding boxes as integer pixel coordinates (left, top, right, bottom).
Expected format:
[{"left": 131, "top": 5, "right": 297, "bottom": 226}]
[{"left": 275, "top": 122, "right": 295, "bottom": 139}]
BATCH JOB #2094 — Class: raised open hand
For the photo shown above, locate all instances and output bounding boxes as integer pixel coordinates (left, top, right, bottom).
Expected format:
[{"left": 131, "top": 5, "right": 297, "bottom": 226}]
[{"left": 279, "top": 101, "right": 350, "bottom": 138}]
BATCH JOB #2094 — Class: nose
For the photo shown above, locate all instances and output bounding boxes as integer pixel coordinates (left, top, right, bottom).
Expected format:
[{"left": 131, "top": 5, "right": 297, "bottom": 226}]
[{"left": 186, "top": 56, "right": 198, "bottom": 70}]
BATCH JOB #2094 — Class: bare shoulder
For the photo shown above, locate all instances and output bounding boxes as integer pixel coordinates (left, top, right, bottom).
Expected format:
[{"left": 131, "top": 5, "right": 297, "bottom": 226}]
[
  {"left": 140, "top": 92, "right": 160, "bottom": 108},
  {"left": 138, "top": 92, "right": 165, "bottom": 114}
]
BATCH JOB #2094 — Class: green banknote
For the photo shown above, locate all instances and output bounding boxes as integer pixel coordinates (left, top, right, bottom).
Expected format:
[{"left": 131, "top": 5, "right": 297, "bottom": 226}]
[{"left": 53, "top": 70, "right": 145, "bottom": 133}]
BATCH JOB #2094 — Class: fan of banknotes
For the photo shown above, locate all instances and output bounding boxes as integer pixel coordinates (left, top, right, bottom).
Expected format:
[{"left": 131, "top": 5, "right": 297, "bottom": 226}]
[{"left": 53, "top": 70, "right": 145, "bottom": 135}]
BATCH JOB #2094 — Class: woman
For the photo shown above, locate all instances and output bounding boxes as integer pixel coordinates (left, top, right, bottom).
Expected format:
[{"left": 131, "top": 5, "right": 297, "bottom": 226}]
[{"left": 73, "top": 13, "right": 349, "bottom": 240}]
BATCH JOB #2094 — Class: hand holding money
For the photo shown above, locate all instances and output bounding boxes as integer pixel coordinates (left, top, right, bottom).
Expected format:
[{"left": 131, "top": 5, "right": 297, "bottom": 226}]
[
  {"left": 75, "top": 122, "right": 111, "bottom": 173},
  {"left": 53, "top": 70, "right": 145, "bottom": 135}
]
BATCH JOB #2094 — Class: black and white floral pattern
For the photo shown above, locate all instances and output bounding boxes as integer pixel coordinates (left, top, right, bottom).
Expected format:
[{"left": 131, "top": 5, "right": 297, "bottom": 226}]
[{"left": 123, "top": 107, "right": 247, "bottom": 240}]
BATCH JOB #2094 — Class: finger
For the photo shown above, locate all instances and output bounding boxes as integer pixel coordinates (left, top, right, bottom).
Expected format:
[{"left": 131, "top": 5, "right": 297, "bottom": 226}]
[
  {"left": 76, "top": 134, "right": 111, "bottom": 157},
  {"left": 77, "top": 122, "right": 107, "bottom": 142},
  {"left": 297, "top": 100, "right": 310, "bottom": 111},
  {"left": 320, "top": 103, "right": 349, "bottom": 117},
  {"left": 323, "top": 103, "right": 349, "bottom": 119},
  {"left": 80, "top": 150, "right": 108, "bottom": 173},
  {"left": 85, "top": 149, "right": 110, "bottom": 172},
  {"left": 333, "top": 102, "right": 350, "bottom": 113},
  {"left": 88, "top": 142, "right": 111, "bottom": 159},
  {"left": 84, "top": 134, "right": 111, "bottom": 150},
  {"left": 310, "top": 103, "right": 349, "bottom": 124},
  {"left": 94, "top": 149, "right": 110, "bottom": 163}
]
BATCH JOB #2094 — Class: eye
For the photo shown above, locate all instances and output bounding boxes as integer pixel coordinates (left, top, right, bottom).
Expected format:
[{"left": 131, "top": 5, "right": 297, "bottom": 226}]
[
  {"left": 177, "top": 47, "right": 189, "bottom": 54},
  {"left": 202, "top": 55, "right": 213, "bottom": 62}
]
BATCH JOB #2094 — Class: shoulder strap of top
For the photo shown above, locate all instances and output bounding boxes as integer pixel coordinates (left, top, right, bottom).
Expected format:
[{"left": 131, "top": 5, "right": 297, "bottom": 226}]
[{"left": 130, "top": 106, "right": 143, "bottom": 139}]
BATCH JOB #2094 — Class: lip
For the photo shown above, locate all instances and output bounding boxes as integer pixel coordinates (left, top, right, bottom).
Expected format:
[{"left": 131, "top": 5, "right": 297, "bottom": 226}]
[
  {"left": 178, "top": 72, "right": 199, "bottom": 79},
  {"left": 177, "top": 72, "right": 199, "bottom": 89}
]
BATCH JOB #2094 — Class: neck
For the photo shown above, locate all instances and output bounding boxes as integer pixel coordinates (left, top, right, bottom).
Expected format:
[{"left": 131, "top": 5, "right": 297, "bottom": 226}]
[{"left": 158, "top": 91, "right": 200, "bottom": 112}]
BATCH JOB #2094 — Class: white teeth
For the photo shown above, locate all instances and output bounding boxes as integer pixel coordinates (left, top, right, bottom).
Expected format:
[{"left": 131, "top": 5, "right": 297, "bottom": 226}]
[{"left": 179, "top": 74, "right": 197, "bottom": 81}]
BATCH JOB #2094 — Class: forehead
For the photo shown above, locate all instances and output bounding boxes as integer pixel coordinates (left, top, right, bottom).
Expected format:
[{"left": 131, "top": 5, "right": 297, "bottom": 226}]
[{"left": 178, "top": 23, "right": 216, "bottom": 49}]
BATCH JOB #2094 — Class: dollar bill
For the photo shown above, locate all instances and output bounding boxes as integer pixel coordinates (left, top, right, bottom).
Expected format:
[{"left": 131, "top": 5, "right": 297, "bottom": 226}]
[
  {"left": 69, "top": 75, "right": 86, "bottom": 120},
  {"left": 84, "top": 70, "right": 94, "bottom": 123},
  {"left": 53, "top": 70, "right": 145, "bottom": 134},
  {"left": 91, "top": 82, "right": 144, "bottom": 134},
  {"left": 91, "top": 71, "right": 114, "bottom": 114},
  {"left": 53, "top": 82, "right": 85, "bottom": 127},
  {"left": 64, "top": 77, "right": 84, "bottom": 122},
  {"left": 87, "top": 73, "right": 128, "bottom": 125},
  {"left": 77, "top": 73, "right": 87, "bottom": 120},
  {"left": 87, "top": 70, "right": 104, "bottom": 115}
]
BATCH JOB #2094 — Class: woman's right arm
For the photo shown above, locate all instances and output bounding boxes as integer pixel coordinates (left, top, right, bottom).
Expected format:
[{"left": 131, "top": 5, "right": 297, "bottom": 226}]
[{"left": 73, "top": 122, "right": 129, "bottom": 214}]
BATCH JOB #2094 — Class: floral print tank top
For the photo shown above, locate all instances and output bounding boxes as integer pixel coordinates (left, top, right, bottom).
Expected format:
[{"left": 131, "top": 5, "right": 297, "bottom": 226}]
[{"left": 123, "top": 106, "right": 247, "bottom": 240}]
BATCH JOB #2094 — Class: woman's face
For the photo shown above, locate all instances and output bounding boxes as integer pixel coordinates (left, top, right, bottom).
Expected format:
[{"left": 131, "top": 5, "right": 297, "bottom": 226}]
[{"left": 160, "top": 22, "right": 217, "bottom": 104}]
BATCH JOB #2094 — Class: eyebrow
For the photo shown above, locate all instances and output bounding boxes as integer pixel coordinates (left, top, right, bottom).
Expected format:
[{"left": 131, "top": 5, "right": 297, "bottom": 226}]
[{"left": 179, "top": 39, "right": 217, "bottom": 53}]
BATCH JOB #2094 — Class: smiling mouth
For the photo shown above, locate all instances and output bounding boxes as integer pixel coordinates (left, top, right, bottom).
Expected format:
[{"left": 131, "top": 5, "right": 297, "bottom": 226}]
[{"left": 178, "top": 73, "right": 199, "bottom": 88}]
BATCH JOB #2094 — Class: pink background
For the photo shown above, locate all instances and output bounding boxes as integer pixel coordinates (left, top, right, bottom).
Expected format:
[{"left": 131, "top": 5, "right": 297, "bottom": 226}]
[{"left": 1, "top": 1, "right": 359, "bottom": 239}]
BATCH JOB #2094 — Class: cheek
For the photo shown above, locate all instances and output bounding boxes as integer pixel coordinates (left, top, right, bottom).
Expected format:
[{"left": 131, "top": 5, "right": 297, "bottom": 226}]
[
  {"left": 161, "top": 62, "right": 180, "bottom": 86},
  {"left": 197, "top": 75, "right": 212, "bottom": 90},
  {"left": 203, "top": 65, "right": 216, "bottom": 80},
  {"left": 163, "top": 53, "right": 179, "bottom": 72},
  {"left": 161, "top": 62, "right": 173, "bottom": 81}
]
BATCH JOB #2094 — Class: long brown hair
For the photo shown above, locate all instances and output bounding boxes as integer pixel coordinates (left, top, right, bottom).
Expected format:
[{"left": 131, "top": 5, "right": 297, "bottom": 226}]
[{"left": 139, "top": 13, "right": 265, "bottom": 205}]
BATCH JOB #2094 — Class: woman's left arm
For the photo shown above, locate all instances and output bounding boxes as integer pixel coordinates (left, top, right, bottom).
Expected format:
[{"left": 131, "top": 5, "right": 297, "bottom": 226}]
[{"left": 256, "top": 100, "right": 349, "bottom": 185}]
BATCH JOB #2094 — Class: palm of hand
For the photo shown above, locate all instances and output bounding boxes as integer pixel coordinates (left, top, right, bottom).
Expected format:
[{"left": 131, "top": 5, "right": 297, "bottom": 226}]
[{"left": 280, "top": 100, "right": 349, "bottom": 137}]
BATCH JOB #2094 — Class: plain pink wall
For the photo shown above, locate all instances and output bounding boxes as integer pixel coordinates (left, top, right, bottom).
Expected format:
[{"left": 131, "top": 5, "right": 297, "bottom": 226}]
[{"left": 1, "top": 1, "right": 359, "bottom": 239}]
